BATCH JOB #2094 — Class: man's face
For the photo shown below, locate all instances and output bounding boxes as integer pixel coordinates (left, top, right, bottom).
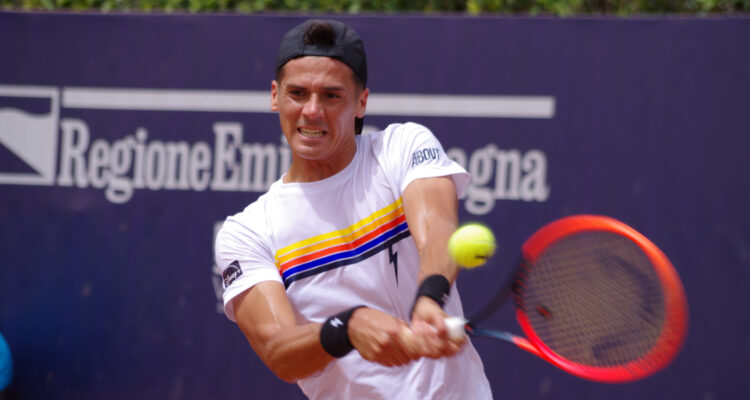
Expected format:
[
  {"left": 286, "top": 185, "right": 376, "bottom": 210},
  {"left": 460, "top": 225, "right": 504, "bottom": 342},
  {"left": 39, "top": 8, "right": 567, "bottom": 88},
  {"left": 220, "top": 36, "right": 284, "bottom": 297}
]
[{"left": 271, "top": 56, "right": 368, "bottom": 169}]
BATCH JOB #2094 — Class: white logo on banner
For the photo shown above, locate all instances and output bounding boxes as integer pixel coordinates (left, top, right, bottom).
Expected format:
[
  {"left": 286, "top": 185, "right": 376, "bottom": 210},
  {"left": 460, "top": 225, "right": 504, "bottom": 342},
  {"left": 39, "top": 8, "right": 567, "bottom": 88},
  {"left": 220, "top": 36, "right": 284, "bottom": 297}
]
[
  {"left": 0, "top": 85, "right": 554, "bottom": 214},
  {"left": 0, "top": 85, "right": 59, "bottom": 185}
]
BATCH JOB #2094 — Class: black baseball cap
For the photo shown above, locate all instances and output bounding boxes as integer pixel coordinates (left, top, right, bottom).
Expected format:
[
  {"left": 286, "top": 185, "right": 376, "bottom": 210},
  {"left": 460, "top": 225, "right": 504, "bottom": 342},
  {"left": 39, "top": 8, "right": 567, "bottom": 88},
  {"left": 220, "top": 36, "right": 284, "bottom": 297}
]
[
  {"left": 276, "top": 19, "right": 367, "bottom": 86},
  {"left": 275, "top": 20, "right": 368, "bottom": 134}
]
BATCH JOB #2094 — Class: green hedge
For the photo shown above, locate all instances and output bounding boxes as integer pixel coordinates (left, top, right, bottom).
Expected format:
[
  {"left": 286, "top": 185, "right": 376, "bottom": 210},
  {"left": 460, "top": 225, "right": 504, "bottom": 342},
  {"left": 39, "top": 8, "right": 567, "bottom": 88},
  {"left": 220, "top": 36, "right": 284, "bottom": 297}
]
[{"left": 1, "top": 0, "right": 747, "bottom": 15}]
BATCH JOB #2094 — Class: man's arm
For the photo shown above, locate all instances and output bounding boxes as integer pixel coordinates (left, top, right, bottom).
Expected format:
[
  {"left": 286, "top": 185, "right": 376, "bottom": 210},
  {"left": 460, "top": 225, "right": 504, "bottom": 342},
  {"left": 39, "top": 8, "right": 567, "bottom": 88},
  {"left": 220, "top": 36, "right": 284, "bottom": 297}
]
[
  {"left": 233, "top": 281, "right": 330, "bottom": 382},
  {"left": 232, "top": 280, "right": 424, "bottom": 382},
  {"left": 402, "top": 175, "right": 465, "bottom": 357}
]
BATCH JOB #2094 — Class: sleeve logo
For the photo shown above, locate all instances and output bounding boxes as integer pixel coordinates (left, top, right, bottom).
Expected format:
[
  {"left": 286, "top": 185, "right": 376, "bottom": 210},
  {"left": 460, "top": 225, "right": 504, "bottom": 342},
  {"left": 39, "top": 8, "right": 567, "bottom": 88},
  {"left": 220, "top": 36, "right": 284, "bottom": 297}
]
[
  {"left": 222, "top": 260, "right": 243, "bottom": 288},
  {"left": 411, "top": 148, "right": 440, "bottom": 167}
]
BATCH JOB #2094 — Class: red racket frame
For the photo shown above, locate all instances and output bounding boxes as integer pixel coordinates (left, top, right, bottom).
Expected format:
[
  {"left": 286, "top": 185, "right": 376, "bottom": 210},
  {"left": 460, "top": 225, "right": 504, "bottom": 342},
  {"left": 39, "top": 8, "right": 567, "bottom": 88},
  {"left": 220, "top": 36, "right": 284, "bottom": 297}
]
[{"left": 515, "top": 215, "right": 689, "bottom": 383}]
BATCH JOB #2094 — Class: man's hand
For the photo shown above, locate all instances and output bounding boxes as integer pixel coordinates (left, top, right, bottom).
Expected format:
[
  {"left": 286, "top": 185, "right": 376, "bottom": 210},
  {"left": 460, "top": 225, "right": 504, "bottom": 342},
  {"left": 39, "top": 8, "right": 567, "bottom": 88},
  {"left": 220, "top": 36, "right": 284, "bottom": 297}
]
[
  {"left": 347, "top": 307, "right": 424, "bottom": 367},
  {"left": 410, "top": 296, "right": 465, "bottom": 359}
]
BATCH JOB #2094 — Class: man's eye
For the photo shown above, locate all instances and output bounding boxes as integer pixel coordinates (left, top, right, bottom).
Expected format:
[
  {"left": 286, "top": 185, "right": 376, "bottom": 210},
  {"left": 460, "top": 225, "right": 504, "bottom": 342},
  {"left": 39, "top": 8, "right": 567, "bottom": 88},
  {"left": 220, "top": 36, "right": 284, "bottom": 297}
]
[{"left": 326, "top": 93, "right": 341, "bottom": 99}]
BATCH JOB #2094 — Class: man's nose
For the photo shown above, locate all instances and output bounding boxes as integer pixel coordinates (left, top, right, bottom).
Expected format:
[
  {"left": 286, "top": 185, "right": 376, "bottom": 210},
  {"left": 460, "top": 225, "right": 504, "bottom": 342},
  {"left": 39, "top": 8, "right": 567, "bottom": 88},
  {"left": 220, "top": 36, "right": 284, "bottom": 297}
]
[{"left": 301, "top": 95, "right": 323, "bottom": 119}]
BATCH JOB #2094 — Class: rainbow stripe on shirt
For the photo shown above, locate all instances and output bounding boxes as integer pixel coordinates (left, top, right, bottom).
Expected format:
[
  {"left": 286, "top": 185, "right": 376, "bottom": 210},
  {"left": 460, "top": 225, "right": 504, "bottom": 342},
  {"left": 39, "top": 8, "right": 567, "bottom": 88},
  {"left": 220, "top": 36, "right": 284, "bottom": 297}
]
[{"left": 275, "top": 198, "right": 411, "bottom": 288}]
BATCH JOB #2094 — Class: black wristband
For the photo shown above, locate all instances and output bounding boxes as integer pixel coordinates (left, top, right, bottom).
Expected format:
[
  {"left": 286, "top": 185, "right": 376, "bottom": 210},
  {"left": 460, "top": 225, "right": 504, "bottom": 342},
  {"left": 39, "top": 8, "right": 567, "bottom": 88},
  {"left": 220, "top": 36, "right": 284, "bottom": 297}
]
[
  {"left": 415, "top": 274, "right": 451, "bottom": 308},
  {"left": 320, "top": 305, "right": 366, "bottom": 358}
]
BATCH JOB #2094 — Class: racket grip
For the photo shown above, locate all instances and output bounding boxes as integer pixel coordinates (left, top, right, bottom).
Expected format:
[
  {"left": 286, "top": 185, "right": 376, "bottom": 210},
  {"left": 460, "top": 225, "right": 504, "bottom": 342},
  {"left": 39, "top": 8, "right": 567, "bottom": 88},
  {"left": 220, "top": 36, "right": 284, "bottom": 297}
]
[{"left": 444, "top": 317, "right": 468, "bottom": 340}]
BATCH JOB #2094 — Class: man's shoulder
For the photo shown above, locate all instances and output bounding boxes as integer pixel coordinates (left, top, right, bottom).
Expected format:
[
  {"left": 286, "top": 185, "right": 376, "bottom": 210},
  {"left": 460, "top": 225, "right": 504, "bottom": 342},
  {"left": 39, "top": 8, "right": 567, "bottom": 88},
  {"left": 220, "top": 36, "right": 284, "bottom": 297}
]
[
  {"left": 365, "top": 122, "right": 432, "bottom": 148},
  {"left": 372, "top": 122, "right": 430, "bottom": 137},
  {"left": 222, "top": 184, "right": 281, "bottom": 229}
]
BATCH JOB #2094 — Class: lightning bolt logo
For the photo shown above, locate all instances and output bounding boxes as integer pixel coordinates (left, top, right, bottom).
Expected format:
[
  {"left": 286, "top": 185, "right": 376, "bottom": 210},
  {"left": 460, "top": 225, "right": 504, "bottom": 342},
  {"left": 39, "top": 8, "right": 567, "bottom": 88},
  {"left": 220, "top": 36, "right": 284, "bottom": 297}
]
[{"left": 388, "top": 245, "right": 399, "bottom": 285}]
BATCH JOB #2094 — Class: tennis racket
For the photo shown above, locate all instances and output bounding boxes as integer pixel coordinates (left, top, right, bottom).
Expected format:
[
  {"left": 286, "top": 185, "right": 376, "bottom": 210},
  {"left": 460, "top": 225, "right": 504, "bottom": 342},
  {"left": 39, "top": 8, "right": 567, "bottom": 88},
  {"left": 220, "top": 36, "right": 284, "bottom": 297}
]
[{"left": 445, "top": 215, "right": 688, "bottom": 383}]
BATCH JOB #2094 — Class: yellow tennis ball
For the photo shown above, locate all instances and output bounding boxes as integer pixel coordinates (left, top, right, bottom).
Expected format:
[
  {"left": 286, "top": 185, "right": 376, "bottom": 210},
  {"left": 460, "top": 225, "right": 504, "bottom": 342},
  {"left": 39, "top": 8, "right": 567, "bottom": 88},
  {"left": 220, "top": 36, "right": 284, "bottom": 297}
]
[{"left": 448, "top": 223, "right": 496, "bottom": 268}]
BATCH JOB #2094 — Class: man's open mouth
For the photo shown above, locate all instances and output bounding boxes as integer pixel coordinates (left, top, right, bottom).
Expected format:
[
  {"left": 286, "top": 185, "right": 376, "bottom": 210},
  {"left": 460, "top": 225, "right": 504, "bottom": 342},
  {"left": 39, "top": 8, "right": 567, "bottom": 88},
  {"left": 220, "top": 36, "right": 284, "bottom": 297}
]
[{"left": 299, "top": 128, "right": 326, "bottom": 138}]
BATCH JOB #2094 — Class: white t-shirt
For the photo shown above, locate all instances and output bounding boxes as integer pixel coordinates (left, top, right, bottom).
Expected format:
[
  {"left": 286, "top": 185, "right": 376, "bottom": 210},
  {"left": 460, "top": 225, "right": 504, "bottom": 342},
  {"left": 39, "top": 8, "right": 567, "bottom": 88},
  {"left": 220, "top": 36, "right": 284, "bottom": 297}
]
[{"left": 215, "top": 122, "right": 492, "bottom": 399}]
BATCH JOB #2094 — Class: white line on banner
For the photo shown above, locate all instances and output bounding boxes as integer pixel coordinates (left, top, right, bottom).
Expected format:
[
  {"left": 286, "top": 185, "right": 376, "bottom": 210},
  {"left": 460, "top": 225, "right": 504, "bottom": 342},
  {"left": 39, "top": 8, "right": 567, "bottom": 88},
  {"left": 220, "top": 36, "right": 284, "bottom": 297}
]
[
  {"left": 62, "top": 87, "right": 270, "bottom": 113},
  {"left": 61, "top": 87, "right": 555, "bottom": 119},
  {"left": 366, "top": 94, "right": 555, "bottom": 119}
]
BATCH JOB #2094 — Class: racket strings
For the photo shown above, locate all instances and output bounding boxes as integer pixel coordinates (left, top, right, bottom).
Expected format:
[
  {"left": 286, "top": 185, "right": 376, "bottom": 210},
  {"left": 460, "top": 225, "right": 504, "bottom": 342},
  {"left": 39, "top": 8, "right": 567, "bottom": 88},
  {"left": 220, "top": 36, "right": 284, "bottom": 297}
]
[{"left": 518, "top": 231, "right": 666, "bottom": 368}]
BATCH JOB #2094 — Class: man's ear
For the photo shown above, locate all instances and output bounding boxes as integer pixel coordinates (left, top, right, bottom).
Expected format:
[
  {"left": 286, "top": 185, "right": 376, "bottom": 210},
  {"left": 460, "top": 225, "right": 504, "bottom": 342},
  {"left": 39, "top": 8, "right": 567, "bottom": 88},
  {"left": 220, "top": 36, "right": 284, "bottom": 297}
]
[
  {"left": 356, "top": 87, "right": 369, "bottom": 118},
  {"left": 271, "top": 80, "right": 279, "bottom": 112}
]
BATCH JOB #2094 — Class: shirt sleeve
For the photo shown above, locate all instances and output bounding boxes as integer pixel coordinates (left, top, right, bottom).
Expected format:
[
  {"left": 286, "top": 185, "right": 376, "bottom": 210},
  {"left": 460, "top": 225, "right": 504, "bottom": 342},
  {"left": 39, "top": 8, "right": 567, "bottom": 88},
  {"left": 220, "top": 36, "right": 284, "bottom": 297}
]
[
  {"left": 214, "top": 209, "right": 282, "bottom": 322},
  {"left": 381, "top": 122, "right": 470, "bottom": 196}
]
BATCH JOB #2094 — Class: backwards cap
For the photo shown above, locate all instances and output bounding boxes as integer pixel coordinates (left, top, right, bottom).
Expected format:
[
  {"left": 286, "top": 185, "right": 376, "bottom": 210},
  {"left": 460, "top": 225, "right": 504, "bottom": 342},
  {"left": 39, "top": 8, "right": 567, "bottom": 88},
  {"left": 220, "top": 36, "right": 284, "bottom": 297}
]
[{"left": 276, "top": 19, "right": 368, "bottom": 86}]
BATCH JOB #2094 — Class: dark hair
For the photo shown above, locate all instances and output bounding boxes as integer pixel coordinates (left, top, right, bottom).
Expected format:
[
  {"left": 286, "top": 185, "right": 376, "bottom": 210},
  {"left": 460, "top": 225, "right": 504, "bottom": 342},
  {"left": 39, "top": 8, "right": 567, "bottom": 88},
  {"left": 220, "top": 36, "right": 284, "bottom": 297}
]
[{"left": 304, "top": 22, "right": 336, "bottom": 46}]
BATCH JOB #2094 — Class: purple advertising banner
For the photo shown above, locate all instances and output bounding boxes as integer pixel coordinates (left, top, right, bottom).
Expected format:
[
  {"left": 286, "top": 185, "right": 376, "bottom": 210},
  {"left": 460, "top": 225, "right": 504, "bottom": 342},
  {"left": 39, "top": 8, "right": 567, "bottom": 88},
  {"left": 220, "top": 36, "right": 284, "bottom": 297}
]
[{"left": 1, "top": 11, "right": 748, "bottom": 399}]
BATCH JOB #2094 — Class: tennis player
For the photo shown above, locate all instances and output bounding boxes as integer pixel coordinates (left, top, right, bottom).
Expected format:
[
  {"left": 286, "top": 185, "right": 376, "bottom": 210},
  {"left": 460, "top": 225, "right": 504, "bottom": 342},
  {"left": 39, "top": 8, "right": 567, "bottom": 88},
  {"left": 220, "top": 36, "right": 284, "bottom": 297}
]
[{"left": 214, "top": 19, "right": 492, "bottom": 399}]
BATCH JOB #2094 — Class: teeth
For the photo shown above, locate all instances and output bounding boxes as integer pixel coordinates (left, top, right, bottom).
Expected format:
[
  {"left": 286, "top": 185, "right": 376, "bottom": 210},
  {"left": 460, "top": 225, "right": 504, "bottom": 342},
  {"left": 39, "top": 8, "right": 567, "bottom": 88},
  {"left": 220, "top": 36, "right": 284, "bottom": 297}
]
[{"left": 299, "top": 128, "right": 325, "bottom": 138}]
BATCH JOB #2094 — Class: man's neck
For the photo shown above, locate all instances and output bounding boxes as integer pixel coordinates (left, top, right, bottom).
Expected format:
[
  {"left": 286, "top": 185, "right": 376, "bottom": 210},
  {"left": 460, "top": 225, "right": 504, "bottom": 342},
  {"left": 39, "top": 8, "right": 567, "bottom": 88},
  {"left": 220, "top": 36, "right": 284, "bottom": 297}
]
[{"left": 283, "top": 143, "right": 358, "bottom": 183}]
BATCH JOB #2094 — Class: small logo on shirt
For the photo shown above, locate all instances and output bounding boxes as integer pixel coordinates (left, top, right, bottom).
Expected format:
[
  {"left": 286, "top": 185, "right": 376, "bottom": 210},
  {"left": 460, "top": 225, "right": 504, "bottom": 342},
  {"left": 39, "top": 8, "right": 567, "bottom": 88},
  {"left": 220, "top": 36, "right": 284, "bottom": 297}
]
[
  {"left": 222, "top": 260, "right": 243, "bottom": 288},
  {"left": 411, "top": 147, "right": 440, "bottom": 167},
  {"left": 330, "top": 317, "right": 344, "bottom": 328}
]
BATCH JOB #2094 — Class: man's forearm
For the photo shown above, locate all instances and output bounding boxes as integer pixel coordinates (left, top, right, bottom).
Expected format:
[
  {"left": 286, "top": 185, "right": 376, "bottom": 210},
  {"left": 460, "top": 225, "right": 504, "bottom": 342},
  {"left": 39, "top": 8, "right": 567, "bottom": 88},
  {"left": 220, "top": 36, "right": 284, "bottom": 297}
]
[{"left": 402, "top": 176, "right": 461, "bottom": 284}]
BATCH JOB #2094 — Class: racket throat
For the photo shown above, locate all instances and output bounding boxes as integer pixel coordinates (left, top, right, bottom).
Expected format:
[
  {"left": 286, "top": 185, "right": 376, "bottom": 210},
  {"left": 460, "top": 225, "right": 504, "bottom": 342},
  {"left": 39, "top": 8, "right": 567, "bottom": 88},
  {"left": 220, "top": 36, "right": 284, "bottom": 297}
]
[{"left": 472, "top": 328, "right": 542, "bottom": 357}]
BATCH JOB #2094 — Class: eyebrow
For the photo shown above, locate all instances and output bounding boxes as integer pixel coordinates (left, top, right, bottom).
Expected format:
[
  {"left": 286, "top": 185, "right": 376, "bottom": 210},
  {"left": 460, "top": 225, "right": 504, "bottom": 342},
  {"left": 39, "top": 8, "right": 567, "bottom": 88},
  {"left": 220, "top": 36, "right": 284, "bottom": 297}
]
[{"left": 285, "top": 83, "right": 346, "bottom": 92}]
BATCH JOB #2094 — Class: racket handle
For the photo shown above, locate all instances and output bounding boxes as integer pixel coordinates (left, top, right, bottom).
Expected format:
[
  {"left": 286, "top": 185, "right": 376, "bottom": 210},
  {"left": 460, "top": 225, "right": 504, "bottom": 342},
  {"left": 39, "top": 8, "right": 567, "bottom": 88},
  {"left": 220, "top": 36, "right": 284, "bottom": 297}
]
[{"left": 444, "top": 317, "right": 468, "bottom": 340}]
